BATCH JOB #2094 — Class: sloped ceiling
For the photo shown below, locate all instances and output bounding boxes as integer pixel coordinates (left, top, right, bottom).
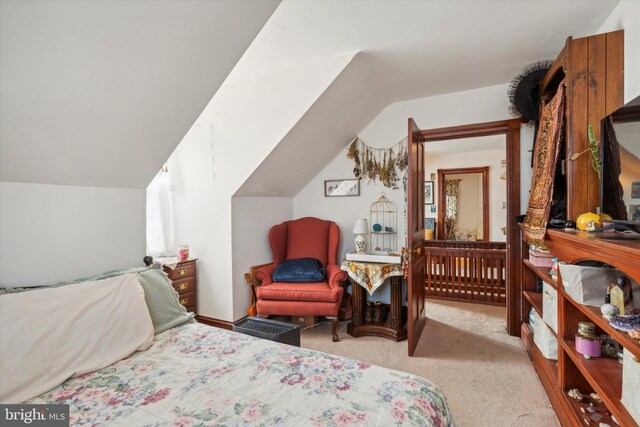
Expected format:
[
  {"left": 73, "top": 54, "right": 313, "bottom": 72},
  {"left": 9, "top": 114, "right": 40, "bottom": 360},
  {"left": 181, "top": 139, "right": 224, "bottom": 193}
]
[
  {"left": 0, "top": 0, "right": 279, "bottom": 188},
  {"left": 235, "top": 0, "right": 619, "bottom": 197}
]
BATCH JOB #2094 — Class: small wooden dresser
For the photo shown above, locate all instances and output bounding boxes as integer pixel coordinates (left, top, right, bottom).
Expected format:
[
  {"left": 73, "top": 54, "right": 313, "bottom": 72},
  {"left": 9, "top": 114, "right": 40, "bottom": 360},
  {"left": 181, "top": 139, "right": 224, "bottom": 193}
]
[{"left": 163, "top": 259, "right": 197, "bottom": 314}]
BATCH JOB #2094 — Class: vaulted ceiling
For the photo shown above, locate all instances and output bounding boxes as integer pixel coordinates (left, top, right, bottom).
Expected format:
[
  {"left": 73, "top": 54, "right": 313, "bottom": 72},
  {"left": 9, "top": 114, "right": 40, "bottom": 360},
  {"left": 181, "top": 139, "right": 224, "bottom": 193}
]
[
  {"left": 1, "top": 0, "right": 621, "bottom": 192},
  {"left": 235, "top": 0, "right": 620, "bottom": 196},
  {"left": 0, "top": 0, "right": 279, "bottom": 188}
]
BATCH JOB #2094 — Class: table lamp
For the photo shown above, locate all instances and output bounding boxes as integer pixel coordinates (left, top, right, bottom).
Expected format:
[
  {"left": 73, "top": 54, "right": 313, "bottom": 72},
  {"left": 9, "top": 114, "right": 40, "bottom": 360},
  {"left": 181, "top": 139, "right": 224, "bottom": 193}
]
[{"left": 353, "top": 218, "right": 368, "bottom": 254}]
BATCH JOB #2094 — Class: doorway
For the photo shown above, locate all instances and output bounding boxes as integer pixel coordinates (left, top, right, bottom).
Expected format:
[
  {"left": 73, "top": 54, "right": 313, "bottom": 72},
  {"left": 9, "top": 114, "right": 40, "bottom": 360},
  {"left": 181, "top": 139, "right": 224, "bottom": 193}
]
[
  {"left": 407, "top": 119, "right": 522, "bottom": 357},
  {"left": 437, "top": 166, "right": 490, "bottom": 241}
]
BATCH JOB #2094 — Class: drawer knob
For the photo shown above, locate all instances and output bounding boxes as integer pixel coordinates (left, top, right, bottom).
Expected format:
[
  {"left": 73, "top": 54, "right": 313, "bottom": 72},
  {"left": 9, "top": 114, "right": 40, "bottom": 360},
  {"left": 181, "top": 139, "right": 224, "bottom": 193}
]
[
  {"left": 180, "top": 297, "right": 188, "bottom": 305},
  {"left": 179, "top": 269, "right": 186, "bottom": 276},
  {"left": 178, "top": 283, "right": 188, "bottom": 291}
]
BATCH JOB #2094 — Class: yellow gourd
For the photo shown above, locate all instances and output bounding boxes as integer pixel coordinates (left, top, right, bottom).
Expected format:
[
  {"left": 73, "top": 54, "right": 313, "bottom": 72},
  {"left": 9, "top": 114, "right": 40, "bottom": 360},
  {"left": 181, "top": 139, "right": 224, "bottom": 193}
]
[
  {"left": 576, "top": 212, "right": 601, "bottom": 231},
  {"left": 599, "top": 213, "right": 613, "bottom": 221}
]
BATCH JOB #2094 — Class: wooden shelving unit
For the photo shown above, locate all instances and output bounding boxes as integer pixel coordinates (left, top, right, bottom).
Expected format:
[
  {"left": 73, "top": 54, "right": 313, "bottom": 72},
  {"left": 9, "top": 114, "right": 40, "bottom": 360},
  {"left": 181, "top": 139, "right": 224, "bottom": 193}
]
[
  {"left": 518, "top": 28, "right": 633, "bottom": 426},
  {"left": 521, "top": 323, "right": 559, "bottom": 382},
  {"left": 523, "top": 290, "right": 543, "bottom": 318},
  {"left": 561, "top": 340, "right": 635, "bottom": 423},
  {"left": 520, "top": 228, "right": 640, "bottom": 427},
  {"left": 523, "top": 259, "right": 557, "bottom": 287},
  {"left": 563, "top": 291, "right": 640, "bottom": 360}
]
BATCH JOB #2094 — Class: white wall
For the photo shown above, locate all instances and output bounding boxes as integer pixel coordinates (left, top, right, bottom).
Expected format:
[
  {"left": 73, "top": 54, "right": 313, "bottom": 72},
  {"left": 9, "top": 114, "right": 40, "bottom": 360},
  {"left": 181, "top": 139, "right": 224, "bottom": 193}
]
[
  {"left": 425, "top": 146, "right": 507, "bottom": 242},
  {"left": 231, "top": 197, "right": 293, "bottom": 320},
  {"left": 598, "top": 0, "right": 640, "bottom": 104},
  {"left": 166, "top": 53, "right": 355, "bottom": 322},
  {"left": 0, "top": 182, "right": 145, "bottom": 286}
]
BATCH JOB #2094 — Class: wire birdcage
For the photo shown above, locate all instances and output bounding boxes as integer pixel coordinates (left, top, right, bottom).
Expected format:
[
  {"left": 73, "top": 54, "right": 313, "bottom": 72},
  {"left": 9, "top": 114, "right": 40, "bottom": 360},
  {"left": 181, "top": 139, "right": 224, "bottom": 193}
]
[{"left": 369, "top": 192, "right": 397, "bottom": 252}]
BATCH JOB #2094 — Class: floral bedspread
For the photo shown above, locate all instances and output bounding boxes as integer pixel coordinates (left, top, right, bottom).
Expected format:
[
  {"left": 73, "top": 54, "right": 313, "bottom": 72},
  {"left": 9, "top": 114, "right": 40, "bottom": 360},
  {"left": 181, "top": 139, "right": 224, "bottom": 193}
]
[{"left": 28, "top": 322, "right": 455, "bottom": 426}]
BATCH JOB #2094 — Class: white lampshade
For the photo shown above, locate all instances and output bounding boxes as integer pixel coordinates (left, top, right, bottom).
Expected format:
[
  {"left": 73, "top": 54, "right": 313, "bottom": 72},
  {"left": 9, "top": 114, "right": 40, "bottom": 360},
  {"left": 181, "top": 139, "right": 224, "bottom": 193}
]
[{"left": 353, "top": 218, "right": 369, "bottom": 235}]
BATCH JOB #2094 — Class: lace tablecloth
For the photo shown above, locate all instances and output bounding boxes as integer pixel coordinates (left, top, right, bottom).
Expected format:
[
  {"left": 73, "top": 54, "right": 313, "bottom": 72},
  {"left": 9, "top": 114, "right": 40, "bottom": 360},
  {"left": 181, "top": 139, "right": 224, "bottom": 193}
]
[{"left": 341, "top": 259, "right": 403, "bottom": 295}]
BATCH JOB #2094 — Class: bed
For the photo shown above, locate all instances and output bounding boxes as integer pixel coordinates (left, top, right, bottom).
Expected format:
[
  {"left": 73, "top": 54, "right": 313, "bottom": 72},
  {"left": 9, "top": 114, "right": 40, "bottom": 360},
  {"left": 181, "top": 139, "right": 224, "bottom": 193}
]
[
  {"left": 1, "top": 265, "right": 455, "bottom": 426},
  {"left": 26, "top": 322, "right": 454, "bottom": 426}
]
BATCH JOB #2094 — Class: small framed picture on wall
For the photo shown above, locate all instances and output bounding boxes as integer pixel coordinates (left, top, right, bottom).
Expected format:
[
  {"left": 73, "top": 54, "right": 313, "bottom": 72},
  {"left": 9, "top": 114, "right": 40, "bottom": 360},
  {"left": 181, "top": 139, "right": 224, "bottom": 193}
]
[
  {"left": 431, "top": 205, "right": 436, "bottom": 213},
  {"left": 324, "top": 179, "right": 360, "bottom": 197},
  {"left": 425, "top": 181, "right": 434, "bottom": 205},
  {"left": 632, "top": 182, "right": 640, "bottom": 199}
]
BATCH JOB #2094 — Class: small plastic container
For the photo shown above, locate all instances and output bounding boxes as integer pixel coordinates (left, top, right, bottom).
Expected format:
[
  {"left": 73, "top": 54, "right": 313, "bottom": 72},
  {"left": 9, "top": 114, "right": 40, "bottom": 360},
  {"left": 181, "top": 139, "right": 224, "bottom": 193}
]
[
  {"left": 178, "top": 245, "right": 190, "bottom": 261},
  {"left": 575, "top": 334, "right": 601, "bottom": 358}
]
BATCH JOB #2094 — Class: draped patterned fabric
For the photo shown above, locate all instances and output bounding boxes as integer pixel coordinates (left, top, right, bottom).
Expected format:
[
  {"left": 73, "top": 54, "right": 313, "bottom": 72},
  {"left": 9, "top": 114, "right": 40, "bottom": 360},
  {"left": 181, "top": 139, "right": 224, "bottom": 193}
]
[
  {"left": 445, "top": 179, "right": 460, "bottom": 240},
  {"left": 340, "top": 259, "right": 403, "bottom": 296},
  {"left": 523, "top": 81, "right": 566, "bottom": 246}
]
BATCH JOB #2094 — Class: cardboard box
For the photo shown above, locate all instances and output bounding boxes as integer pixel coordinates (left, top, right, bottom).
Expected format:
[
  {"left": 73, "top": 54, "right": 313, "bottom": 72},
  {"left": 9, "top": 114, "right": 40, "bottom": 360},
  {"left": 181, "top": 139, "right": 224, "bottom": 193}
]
[{"left": 290, "top": 316, "right": 318, "bottom": 328}]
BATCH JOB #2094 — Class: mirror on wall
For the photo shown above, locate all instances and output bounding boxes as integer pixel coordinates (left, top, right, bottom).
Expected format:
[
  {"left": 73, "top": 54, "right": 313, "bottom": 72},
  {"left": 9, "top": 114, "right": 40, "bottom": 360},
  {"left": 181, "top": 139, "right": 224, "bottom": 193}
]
[{"left": 601, "top": 95, "right": 640, "bottom": 221}]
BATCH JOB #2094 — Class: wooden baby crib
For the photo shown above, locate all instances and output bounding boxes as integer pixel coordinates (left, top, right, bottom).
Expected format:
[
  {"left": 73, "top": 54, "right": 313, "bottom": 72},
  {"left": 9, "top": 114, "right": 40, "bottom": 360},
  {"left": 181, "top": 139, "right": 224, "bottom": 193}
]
[{"left": 424, "top": 240, "right": 507, "bottom": 305}]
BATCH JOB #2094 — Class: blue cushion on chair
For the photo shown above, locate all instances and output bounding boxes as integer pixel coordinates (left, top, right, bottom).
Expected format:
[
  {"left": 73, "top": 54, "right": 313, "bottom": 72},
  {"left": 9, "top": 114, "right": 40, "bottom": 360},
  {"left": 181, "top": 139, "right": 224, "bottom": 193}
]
[{"left": 272, "top": 258, "right": 326, "bottom": 283}]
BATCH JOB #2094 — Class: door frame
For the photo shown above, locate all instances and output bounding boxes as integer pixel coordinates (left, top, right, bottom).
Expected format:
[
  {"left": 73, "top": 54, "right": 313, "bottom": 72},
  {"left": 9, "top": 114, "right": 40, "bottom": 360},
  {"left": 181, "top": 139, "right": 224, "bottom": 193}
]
[
  {"left": 419, "top": 119, "right": 522, "bottom": 336},
  {"left": 437, "top": 166, "right": 490, "bottom": 241}
]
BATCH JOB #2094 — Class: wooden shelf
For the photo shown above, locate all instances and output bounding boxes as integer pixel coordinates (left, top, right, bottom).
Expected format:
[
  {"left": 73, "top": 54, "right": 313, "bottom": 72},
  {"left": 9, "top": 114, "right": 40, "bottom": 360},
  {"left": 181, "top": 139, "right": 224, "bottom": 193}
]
[
  {"left": 520, "top": 221, "right": 640, "bottom": 426},
  {"left": 521, "top": 322, "right": 558, "bottom": 385},
  {"left": 561, "top": 391, "right": 617, "bottom": 427},
  {"left": 561, "top": 291, "right": 640, "bottom": 360},
  {"left": 562, "top": 340, "right": 638, "bottom": 426},
  {"left": 546, "top": 229, "right": 640, "bottom": 284},
  {"left": 523, "top": 290, "right": 543, "bottom": 317},
  {"left": 523, "top": 259, "right": 557, "bottom": 289},
  {"left": 523, "top": 326, "right": 579, "bottom": 425}
]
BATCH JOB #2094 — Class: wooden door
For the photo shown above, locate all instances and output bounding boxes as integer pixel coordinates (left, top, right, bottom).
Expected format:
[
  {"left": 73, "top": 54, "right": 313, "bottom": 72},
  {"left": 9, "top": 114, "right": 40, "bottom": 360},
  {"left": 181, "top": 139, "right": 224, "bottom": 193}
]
[{"left": 407, "top": 118, "right": 426, "bottom": 356}]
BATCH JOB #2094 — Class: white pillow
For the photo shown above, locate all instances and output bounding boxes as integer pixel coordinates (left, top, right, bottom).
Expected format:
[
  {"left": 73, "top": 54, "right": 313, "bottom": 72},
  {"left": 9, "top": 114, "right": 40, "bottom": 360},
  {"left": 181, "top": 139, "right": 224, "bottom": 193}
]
[{"left": 0, "top": 274, "right": 154, "bottom": 403}]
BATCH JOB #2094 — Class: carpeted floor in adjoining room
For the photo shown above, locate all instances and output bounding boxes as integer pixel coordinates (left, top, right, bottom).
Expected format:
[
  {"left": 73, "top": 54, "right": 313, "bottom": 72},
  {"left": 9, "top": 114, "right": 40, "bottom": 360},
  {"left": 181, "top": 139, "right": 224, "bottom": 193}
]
[{"left": 301, "top": 299, "right": 559, "bottom": 427}]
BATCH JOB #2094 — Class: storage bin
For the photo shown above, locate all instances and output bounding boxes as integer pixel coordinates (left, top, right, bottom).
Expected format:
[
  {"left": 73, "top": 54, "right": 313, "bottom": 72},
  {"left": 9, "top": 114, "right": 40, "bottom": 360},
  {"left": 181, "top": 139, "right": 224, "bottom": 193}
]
[
  {"left": 542, "top": 281, "right": 557, "bottom": 333},
  {"left": 622, "top": 350, "right": 640, "bottom": 425},
  {"left": 559, "top": 263, "right": 640, "bottom": 308},
  {"left": 532, "top": 309, "right": 557, "bottom": 360},
  {"left": 529, "top": 248, "right": 554, "bottom": 267}
]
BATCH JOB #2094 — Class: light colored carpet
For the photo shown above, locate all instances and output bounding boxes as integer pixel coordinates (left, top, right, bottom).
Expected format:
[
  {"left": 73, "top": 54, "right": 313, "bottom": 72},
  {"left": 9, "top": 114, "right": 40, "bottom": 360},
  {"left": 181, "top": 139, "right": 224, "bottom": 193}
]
[{"left": 300, "top": 299, "right": 559, "bottom": 427}]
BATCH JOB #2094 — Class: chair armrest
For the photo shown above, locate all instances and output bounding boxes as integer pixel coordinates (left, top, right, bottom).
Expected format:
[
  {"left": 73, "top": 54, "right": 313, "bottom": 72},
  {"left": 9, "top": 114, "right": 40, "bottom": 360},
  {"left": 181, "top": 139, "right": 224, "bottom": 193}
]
[
  {"left": 326, "top": 264, "right": 347, "bottom": 290},
  {"left": 255, "top": 263, "right": 276, "bottom": 287}
]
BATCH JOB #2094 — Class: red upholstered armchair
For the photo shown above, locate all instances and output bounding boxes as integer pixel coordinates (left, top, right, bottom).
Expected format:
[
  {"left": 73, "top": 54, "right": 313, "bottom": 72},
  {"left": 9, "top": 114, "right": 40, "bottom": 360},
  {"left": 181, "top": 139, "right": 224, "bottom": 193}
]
[{"left": 255, "top": 217, "right": 347, "bottom": 341}]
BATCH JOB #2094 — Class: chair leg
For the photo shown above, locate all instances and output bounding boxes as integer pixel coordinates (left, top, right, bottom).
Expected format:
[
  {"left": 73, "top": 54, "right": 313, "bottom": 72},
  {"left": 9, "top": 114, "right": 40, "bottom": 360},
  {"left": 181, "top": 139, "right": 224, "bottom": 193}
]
[{"left": 330, "top": 317, "right": 339, "bottom": 342}]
